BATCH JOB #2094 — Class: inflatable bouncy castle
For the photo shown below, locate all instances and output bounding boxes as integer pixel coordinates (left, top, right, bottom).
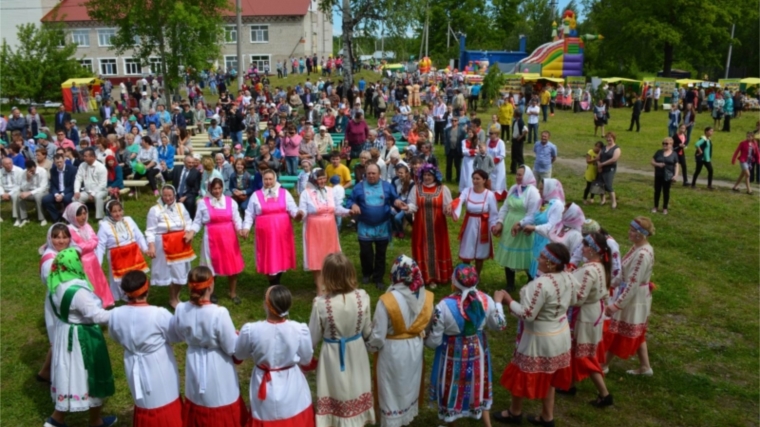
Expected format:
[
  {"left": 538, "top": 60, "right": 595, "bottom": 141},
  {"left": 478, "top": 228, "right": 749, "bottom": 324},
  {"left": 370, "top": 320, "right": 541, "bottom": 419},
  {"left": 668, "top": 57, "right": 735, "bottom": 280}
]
[{"left": 514, "top": 10, "right": 602, "bottom": 78}]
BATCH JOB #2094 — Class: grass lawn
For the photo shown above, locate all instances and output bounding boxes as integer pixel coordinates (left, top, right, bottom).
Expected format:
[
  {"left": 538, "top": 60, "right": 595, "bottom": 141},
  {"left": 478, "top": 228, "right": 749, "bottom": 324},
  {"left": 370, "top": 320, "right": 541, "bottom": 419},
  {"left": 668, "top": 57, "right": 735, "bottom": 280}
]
[{"left": 1, "top": 85, "right": 759, "bottom": 427}]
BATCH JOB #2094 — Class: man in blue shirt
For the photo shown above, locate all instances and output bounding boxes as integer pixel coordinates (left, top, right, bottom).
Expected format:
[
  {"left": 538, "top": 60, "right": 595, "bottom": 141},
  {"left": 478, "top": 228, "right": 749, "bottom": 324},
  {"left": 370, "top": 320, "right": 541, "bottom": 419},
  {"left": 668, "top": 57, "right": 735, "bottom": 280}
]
[
  {"left": 349, "top": 163, "right": 408, "bottom": 288},
  {"left": 144, "top": 108, "right": 161, "bottom": 129},
  {"left": 533, "top": 130, "right": 557, "bottom": 181},
  {"left": 469, "top": 83, "right": 482, "bottom": 112},
  {"left": 207, "top": 119, "right": 223, "bottom": 147},
  {"left": 358, "top": 77, "right": 366, "bottom": 92},
  {"left": 156, "top": 104, "right": 172, "bottom": 126}
]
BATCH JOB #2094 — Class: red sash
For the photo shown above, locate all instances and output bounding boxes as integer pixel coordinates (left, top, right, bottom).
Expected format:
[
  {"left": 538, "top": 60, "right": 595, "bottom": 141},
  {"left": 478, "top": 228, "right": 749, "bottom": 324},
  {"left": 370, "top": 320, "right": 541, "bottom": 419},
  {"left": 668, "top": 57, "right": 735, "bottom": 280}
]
[
  {"left": 162, "top": 230, "right": 196, "bottom": 264},
  {"left": 458, "top": 212, "right": 490, "bottom": 244},
  {"left": 256, "top": 365, "right": 294, "bottom": 400},
  {"left": 109, "top": 242, "right": 149, "bottom": 279}
]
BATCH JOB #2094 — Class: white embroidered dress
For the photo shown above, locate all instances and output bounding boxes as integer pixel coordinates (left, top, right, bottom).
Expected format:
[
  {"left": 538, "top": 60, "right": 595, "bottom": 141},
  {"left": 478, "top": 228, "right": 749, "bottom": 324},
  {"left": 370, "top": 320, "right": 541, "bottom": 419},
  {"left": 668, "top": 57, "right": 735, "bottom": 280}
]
[
  {"left": 96, "top": 216, "right": 149, "bottom": 301},
  {"left": 452, "top": 188, "right": 499, "bottom": 261},
  {"left": 145, "top": 202, "right": 194, "bottom": 286}
]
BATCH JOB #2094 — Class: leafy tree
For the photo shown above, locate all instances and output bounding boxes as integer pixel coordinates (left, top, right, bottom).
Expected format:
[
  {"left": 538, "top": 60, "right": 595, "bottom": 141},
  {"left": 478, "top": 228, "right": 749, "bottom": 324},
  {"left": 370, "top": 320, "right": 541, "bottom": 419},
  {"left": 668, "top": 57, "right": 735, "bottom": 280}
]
[
  {"left": 480, "top": 66, "right": 507, "bottom": 107},
  {"left": 85, "top": 0, "right": 231, "bottom": 95},
  {"left": 0, "top": 23, "right": 91, "bottom": 103}
]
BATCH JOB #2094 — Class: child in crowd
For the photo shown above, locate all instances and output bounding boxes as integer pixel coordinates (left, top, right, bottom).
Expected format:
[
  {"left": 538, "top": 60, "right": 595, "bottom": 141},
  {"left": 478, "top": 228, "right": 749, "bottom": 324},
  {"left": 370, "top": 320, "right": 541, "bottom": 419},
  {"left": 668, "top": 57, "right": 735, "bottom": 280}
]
[
  {"left": 233, "top": 144, "right": 245, "bottom": 161},
  {"left": 109, "top": 270, "right": 182, "bottom": 427},
  {"left": 297, "top": 159, "right": 312, "bottom": 194},
  {"left": 473, "top": 141, "right": 495, "bottom": 188},
  {"left": 330, "top": 175, "right": 345, "bottom": 230},
  {"left": 584, "top": 141, "right": 604, "bottom": 204}
]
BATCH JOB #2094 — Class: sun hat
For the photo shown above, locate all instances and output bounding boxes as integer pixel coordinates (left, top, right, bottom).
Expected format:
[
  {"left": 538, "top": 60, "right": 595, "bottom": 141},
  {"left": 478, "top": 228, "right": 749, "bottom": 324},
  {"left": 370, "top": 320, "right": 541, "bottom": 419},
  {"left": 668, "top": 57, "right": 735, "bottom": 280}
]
[
  {"left": 89, "top": 117, "right": 98, "bottom": 123},
  {"left": 129, "top": 115, "right": 137, "bottom": 121},
  {"left": 35, "top": 132, "right": 48, "bottom": 139}
]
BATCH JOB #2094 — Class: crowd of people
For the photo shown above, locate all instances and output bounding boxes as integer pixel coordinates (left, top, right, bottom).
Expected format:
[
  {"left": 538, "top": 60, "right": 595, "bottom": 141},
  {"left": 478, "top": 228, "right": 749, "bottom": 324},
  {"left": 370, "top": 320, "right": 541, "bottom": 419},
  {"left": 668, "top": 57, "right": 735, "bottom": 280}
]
[{"left": 2, "top": 65, "right": 756, "bottom": 427}]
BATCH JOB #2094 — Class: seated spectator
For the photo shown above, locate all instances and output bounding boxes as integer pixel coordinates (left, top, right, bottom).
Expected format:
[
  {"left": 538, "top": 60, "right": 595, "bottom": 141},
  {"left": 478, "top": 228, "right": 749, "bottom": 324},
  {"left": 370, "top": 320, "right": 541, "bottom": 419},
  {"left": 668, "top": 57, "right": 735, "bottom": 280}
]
[
  {"left": 16, "top": 159, "right": 49, "bottom": 226},
  {"left": 207, "top": 119, "right": 223, "bottom": 147},
  {"left": 157, "top": 133, "right": 176, "bottom": 182},
  {"left": 0, "top": 157, "right": 24, "bottom": 223},
  {"left": 229, "top": 158, "right": 255, "bottom": 213},
  {"left": 8, "top": 143, "right": 26, "bottom": 169},
  {"left": 73, "top": 148, "right": 108, "bottom": 219},
  {"left": 133, "top": 137, "right": 161, "bottom": 196},
  {"left": 105, "top": 155, "right": 124, "bottom": 201},
  {"left": 36, "top": 147, "right": 53, "bottom": 172}
]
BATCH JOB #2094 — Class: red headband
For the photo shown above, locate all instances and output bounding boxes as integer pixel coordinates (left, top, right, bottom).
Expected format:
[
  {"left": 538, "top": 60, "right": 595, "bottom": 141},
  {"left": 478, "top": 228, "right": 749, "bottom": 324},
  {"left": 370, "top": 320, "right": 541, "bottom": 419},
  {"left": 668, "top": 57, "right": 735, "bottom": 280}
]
[
  {"left": 126, "top": 280, "right": 149, "bottom": 298},
  {"left": 189, "top": 277, "right": 213, "bottom": 292}
]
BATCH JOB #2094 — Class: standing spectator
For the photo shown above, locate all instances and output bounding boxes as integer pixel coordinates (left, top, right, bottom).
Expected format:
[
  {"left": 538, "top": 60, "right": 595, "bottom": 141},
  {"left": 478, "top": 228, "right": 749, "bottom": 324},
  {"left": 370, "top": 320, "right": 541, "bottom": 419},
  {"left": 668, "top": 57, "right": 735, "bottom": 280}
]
[
  {"left": 510, "top": 110, "right": 528, "bottom": 174},
  {"left": 54, "top": 104, "right": 72, "bottom": 133},
  {"left": 627, "top": 94, "right": 642, "bottom": 132},
  {"left": 583, "top": 141, "right": 604, "bottom": 204},
  {"left": 722, "top": 91, "right": 734, "bottom": 132},
  {"left": 651, "top": 137, "right": 679, "bottom": 214},
  {"left": 344, "top": 112, "right": 369, "bottom": 167},
  {"left": 444, "top": 117, "right": 466, "bottom": 183},
  {"left": 71, "top": 82, "right": 81, "bottom": 113},
  {"left": 533, "top": 131, "right": 557, "bottom": 181},
  {"left": 667, "top": 103, "right": 681, "bottom": 136},
  {"left": 653, "top": 84, "right": 661, "bottom": 111},
  {"left": 281, "top": 125, "right": 302, "bottom": 176},
  {"left": 73, "top": 148, "right": 108, "bottom": 219},
  {"left": 683, "top": 103, "right": 696, "bottom": 145},
  {"left": 26, "top": 106, "right": 46, "bottom": 138},
  {"left": 597, "top": 132, "right": 621, "bottom": 209},
  {"left": 525, "top": 99, "right": 540, "bottom": 144},
  {"left": 433, "top": 97, "right": 446, "bottom": 146},
  {"left": 712, "top": 92, "right": 724, "bottom": 130},
  {"left": 486, "top": 130, "right": 507, "bottom": 200},
  {"left": 593, "top": 98, "right": 607, "bottom": 137},
  {"left": 672, "top": 124, "right": 689, "bottom": 186},
  {"left": 540, "top": 86, "right": 551, "bottom": 122},
  {"left": 498, "top": 95, "right": 514, "bottom": 141},
  {"left": 691, "top": 127, "right": 714, "bottom": 190},
  {"left": 731, "top": 131, "right": 758, "bottom": 194}
]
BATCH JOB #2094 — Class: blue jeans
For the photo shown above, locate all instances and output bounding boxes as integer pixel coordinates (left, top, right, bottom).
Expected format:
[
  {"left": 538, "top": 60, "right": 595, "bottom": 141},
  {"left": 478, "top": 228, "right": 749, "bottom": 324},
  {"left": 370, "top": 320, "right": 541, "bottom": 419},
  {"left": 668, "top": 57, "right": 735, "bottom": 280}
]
[
  {"left": 392, "top": 211, "right": 411, "bottom": 234},
  {"left": 541, "top": 105, "right": 549, "bottom": 122},
  {"left": 527, "top": 123, "right": 539, "bottom": 144},
  {"left": 668, "top": 125, "right": 678, "bottom": 137},
  {"left": 685, "top": 126, "right": 693, "bottom": 145},
  {"left": 285, "top": 156, "right": 299, "bottom": 175},
  {"left": 231, "top": 131, "right": 243, "bottom": 145},
  {"left": 206, "top": 140, "right": 223, "bottom": 148}
]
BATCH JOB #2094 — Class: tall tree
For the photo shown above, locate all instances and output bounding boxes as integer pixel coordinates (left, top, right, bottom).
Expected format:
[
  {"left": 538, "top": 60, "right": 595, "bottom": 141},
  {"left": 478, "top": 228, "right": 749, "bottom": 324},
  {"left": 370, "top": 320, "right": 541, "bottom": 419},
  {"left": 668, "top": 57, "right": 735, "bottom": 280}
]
[
  {"left": 85, "top": 0, "right": 230, "bottom": 95},
  {"left": 0, "top": 23, "right": 90, "bottom": 103}
]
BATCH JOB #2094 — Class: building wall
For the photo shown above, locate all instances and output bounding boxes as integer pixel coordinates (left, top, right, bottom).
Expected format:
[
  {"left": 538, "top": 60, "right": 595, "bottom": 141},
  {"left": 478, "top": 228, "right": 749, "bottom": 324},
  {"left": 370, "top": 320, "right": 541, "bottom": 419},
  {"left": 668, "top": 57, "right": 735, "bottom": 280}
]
[{"left": 1, "top": 0, "right": 59, "bottom": 48}]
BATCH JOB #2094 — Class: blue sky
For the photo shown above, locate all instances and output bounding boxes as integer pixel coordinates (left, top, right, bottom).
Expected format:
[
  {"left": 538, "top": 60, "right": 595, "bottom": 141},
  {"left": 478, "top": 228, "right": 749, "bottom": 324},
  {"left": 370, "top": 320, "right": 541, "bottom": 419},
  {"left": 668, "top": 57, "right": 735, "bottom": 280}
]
[{"left": 332, "top": 0, "right": 575, "bottom": 36}]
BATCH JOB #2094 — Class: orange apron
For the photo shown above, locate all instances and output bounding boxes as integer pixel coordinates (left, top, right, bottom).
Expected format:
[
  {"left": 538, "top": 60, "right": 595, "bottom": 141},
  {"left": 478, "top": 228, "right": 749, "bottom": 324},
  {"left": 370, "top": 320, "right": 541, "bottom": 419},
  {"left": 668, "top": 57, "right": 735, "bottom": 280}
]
[
  {"left": 159, "top": 204, "right": 196, "bottom": 264},
  {"left": 108, "top": 222, "right": 149, "bottom": 279}
]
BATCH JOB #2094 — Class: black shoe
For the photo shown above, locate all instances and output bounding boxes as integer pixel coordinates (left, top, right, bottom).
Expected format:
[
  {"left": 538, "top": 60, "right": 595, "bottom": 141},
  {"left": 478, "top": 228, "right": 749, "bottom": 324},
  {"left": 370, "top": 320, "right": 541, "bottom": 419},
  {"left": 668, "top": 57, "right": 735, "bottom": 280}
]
[
  {"left": 231, "top": 296, "right": 241, "bottom": 305},
  {"left": 682, "top": 182, "right": 689, "bottom": 187},
  {"left": 375, "top": 281, "right": 385, "bottom": 290},
  {"left": 210, "top": 293, "right": 218, "bottom": 304},
  {"left": 362, "top": 276, "right": 370, "bottom": 284},
  {"left": 527, "top": 415, "right": 555, "bottom": 427},
  {"left": 556, "top": 386, "right": 577, "bottom": 396},
  {"left": 493, "top": 409, "right": 523, "bottom": 424},
  {"left": 590, "top": 393, "right": 614, "bottom": 408},
  {"left": 506, "top": 283, "right": 516, "bottom": 292}
]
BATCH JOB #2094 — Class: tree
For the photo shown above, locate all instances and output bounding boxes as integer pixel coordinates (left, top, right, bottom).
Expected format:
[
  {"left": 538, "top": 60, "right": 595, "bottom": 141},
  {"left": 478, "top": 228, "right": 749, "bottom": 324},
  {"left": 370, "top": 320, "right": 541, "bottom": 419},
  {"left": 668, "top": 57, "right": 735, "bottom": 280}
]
[
  {"left": 0, "top": 23, "right": 91, "bottom": 103},
  {"left": 85, "top": 0, "right": 231, "bottom": 95}
]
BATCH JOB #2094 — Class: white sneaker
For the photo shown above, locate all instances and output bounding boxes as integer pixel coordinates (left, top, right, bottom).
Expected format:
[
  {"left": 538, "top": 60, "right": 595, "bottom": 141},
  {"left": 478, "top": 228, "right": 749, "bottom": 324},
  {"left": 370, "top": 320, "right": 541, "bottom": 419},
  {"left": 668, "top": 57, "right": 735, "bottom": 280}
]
[
  {"left": 40, "top": 220, "right": 48, "bottom": 227},
  {"left": 13, "top": 220, "right": 20, "bottom": 227},
  {"left": 0, "top": 216, "right": 3, "bottom": 222},
  {"left": 626, "top": 367, "right": 653, "bottom": 376},
  {"left": 602, "top": 366, "right": 609, "bottom": 374},
  {"left": 18, "top": 220, "right": 28, "bottom": 228}
]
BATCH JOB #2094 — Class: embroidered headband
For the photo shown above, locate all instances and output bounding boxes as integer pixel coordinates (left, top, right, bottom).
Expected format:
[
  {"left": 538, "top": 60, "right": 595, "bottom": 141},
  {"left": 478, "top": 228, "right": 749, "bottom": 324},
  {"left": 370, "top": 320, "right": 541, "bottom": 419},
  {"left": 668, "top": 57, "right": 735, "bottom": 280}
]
[
  {"left": 541, "top": 247, "right": 562, "bottom": 265},
  {"left": 584, "top": 234, "right": 602, "bottom": 253},
  {"left": 126, "top": 280, "right": 150, "bottom": 298},
  {"left": 630, "top": 220, "right": 649, "bottom": 236},
  {"left": 265, "top": 286, "right": 289, "bottom": 318},
  {"left": 189, "top": 277, "right": 213, "bottom": 292}
]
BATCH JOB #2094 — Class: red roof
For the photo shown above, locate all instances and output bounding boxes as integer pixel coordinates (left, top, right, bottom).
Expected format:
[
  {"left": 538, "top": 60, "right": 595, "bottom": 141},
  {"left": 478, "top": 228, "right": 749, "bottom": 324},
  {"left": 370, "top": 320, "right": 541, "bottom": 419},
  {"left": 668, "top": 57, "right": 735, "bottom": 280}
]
[{"left": 42, "top": 0, "right": 310, "bottom": 22}]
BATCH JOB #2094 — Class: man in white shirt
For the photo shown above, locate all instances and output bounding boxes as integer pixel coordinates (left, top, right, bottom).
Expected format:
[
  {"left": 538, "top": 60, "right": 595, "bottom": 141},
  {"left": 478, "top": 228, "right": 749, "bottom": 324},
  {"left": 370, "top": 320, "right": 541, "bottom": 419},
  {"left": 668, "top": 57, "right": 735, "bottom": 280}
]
[
  {"left": 0, "top": 157, "right": 25, "bottom": 223},
  {"left": 526, "top": 98, "right": 541, "bottom": 144},
  {"left": 654, "top": 85, "right": 661, "bottom": 111},
  {"left": 433, "top": 97, "right": 447, "bottom": 146},
  {"left": 17, "top": 159, "right": 49, "bottom": 226},
  {"left": 74, "top": 148, "right": 108, "bottom": 219}
]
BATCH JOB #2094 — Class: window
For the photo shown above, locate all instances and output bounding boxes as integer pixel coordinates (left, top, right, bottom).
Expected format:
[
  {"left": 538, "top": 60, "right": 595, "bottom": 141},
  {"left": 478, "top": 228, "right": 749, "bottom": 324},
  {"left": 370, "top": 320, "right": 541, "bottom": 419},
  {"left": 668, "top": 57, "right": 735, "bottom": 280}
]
[
  {"left": 250, "top": 55, "right": 270, "bottom": 71},
  {"left": 224, "top": 55, "right": 238, "bottom": 72},
  {"left": 72, "top": 29, "right": 90, "bottom": 47},
  {"left": 250, "top": 25, "right": 269, "bottom": 43},
  {"left": 99, "top": 58, "right": 117, "bottom": 75},
  {"left": 78, "top": 59, "right": 94, "bottom": 73},
  {"left": 98, "top": 28, "right": 116, "bottom": 46},
  {"left": 124, "top": 58, "right": 142, "bottom": 75},
  {"left": 224, "top": 26, "right": 237, "bottom": 43},
  {"left": 149, "top": 57, "right": 162, "bottom": 75}
]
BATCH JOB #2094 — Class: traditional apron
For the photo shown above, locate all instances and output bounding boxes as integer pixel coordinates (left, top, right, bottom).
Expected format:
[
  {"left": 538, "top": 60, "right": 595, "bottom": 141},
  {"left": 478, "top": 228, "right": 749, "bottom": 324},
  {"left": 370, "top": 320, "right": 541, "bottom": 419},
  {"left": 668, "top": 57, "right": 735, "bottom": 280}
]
[
  {"left": 254, "top": 188, "right": 296, "bottom": 275},
  {"left": 305, "top": 187, "right": 340, "bottom": 271},
  {"left": 160, "top": 204, "right": 196, "bottom": 264},
  {"left": 108, "top": 222, "right": 149, "bottom": 279},
  {"left": 203, "top": 196, "right": 244, "bottom": 276},
  {"left": 50, "top": 285, "right": 115, "bottom": 398}
]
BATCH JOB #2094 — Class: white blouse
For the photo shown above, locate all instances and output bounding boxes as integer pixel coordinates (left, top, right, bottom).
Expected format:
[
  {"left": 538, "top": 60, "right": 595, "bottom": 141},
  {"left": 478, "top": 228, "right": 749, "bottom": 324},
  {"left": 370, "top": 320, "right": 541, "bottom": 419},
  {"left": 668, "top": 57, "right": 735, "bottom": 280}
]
[{"left": 145, "top": 203, "right": 193, "bottom": 243}]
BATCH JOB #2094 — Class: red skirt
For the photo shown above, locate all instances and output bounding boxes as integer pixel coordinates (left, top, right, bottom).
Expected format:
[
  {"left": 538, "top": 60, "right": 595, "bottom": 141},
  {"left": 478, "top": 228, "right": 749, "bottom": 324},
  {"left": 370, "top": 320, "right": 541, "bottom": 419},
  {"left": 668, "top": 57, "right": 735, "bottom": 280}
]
[
  {"left": 606, "top": 328, "right": 647, "bottom": 360},
  {"left": 571, "top": 343, "right": 606, "bottom": 383},
  {"left": 183, "top": 396, "right": 250, "bottom": 427},
  {"left": 249, "top": 405, "right": 315, "bottom": 427},
  {"left": 134, "top": 398, "right": 183, "bottom": 427},
  {"left": 500, "top": 362, "right": 572, "bottom": 400}
]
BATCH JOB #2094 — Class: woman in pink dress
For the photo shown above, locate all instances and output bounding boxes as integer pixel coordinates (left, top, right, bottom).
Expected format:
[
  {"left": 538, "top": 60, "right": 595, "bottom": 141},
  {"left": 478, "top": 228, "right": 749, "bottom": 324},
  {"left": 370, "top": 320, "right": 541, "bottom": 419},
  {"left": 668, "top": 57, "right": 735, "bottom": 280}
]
[
  {"left": 297, "top": 169, "right": 350, "bottom": 294},
  {"left": 187, "top": 178, "right": 245, "bottom": 304},
  {"left": 242, "top": 170, "right": 302, "bottom": 285},
  {"left": 63, "top": 202, "right": 114, "bottom": 308}
]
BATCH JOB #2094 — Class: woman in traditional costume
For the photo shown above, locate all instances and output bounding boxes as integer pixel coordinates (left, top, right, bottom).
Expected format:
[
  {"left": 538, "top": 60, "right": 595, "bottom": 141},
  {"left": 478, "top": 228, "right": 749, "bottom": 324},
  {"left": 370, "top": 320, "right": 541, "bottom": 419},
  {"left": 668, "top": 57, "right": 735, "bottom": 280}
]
[
  {"left": 452, "top": 169, "right": 499, "bottom": 274},
  {"left": 523, "top": 202, "right": 585, "bottom": 258},
  {"left": 170, "top": 266, "right": 250, "bottom": 427},
  {"left": 308, "top": 253, "right": 375, "bottom": 427},
  {"left": 492, "top": 165, "right": 541, "bottom": 291},
  {"left": 485, "top": 130, "right": 507, "bottom": 200},
  {"left": 496, "top": 243, "right": 579, "bottom": 427},
  {"left": 459, "top": 129, "right": 479, "bottom": 191},
  {"left": 367, "top": 255, "right": 434, "bottom": 427},
  {"left": 44, "top": 248, "right": 117, "bottom": 427},
  {"left": 407, "top": 163, "right": 453, "bottom": 288},
  {"left": 38, "top": 224, "right": 73, "bottom": 384},
  {"left": 603, "top": 217, "right": 656, "bottom": 376},
  {"left": 527, "top": 178, "right": 566, "bottom": 278},
  {"left": 109, "top": 270, "right": 183, "bottom": 427},
  {"left": 425, "top": 264, "right": 507, "bottom": 425},
  {"left": 96, "top": 200, "right": 149, "bottom": 302},
  {"left": 234, "top": 285, "right": 316, "bottom": 427},
  {"left": 297, "top": 168, "right": 350, "bottom": 294},
  {"left": 63, "top": 202, "right": 114, "bottom": 308},
  {"left": 187, "top": 178, "right": 245, "bottom": 304},
  {"left": 557, "top": 232, "right": 614, "bottom": 407},
  {"left": 242, "top": 169, "right": 301, "bottom": 285}
]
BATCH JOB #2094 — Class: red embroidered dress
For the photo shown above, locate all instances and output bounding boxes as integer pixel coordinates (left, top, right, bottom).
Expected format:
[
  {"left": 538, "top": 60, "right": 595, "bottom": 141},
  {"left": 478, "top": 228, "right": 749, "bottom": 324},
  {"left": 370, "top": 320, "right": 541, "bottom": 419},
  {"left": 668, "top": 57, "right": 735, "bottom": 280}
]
[
  {"left": 308, "top": 289, "right": 375, "bottom": 427},
  {"left": 501, "top": 272, "right": 579, "bottom": 399},
  {"left": 604, "top": 244, "right": 654, "bottom": 359},
  {"left": 410, "top": 184, "right": 453, "bottom": 284}
]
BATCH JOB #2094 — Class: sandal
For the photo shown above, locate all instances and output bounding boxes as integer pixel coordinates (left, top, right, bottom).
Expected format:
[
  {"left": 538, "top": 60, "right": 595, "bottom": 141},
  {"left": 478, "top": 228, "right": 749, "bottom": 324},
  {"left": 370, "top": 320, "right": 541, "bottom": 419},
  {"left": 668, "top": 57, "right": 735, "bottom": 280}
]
[
  {"left": 493, "top": 409, "right": 523, "bottom": 425},
  {"left": 589, "top": 393, "right": 614, "bottom": 408}
]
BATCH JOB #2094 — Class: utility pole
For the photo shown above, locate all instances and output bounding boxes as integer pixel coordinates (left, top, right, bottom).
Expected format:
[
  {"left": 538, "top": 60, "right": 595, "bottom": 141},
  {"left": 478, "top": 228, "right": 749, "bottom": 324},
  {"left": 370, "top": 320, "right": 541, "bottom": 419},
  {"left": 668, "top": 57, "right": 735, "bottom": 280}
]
[
  {"left": 425, "top": 7, "right": 429, "bottom": 57},
  {"left": 236, "top": 0, "right": 243, "bottom": 89},
  {"left": 725, "top": 22, "right": 735, "bottom": 79}
]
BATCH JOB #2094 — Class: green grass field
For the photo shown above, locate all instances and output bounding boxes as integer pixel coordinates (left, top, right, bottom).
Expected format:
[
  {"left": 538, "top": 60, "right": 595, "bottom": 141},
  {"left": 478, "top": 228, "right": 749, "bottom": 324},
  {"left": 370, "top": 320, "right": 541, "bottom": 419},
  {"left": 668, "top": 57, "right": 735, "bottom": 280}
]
[{"left": 1, "top": 84, "right": 759, "bottom": 427}]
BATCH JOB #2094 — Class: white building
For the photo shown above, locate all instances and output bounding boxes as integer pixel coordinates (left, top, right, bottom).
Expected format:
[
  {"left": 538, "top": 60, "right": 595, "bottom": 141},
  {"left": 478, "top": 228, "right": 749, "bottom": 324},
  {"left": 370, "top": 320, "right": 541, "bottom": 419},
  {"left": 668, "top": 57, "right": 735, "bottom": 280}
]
[{"left": 1, "top": 0, "right": 60, "bottom": 48}]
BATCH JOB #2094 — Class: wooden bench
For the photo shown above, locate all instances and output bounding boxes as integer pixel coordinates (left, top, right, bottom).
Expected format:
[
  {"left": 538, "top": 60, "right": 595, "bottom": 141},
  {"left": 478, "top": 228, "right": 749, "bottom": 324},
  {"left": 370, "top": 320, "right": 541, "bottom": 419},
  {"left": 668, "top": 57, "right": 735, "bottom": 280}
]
[
  {"left": 186, "top": 125, "right": 198, "bottom": 136},
  {"left": 123, "top": 180, "right": 149, "bottom": 199}
]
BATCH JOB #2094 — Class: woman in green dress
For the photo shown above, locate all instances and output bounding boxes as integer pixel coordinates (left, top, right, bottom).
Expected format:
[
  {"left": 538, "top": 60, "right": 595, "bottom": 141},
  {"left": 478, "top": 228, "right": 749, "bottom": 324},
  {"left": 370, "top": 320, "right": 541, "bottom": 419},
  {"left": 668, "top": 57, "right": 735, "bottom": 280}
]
[{"left": 492, "top": 165, "right": 541, "bottom": 291}]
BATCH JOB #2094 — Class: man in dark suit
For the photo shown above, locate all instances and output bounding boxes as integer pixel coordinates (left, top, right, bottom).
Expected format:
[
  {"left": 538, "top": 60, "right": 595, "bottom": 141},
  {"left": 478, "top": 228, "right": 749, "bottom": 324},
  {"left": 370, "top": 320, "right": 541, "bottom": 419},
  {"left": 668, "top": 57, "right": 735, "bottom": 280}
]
[
  {"left": 54, "top": 104, "right": 72, "bottom": 132},
  {"left": 172, "top": 154, "right": 201, "bottom": 218},
  {"left": 300, "top": 87, "right": 314, "bottom": 107},
  {"left": 42, "top": 154, "right": 77, "bottom": 222}
]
